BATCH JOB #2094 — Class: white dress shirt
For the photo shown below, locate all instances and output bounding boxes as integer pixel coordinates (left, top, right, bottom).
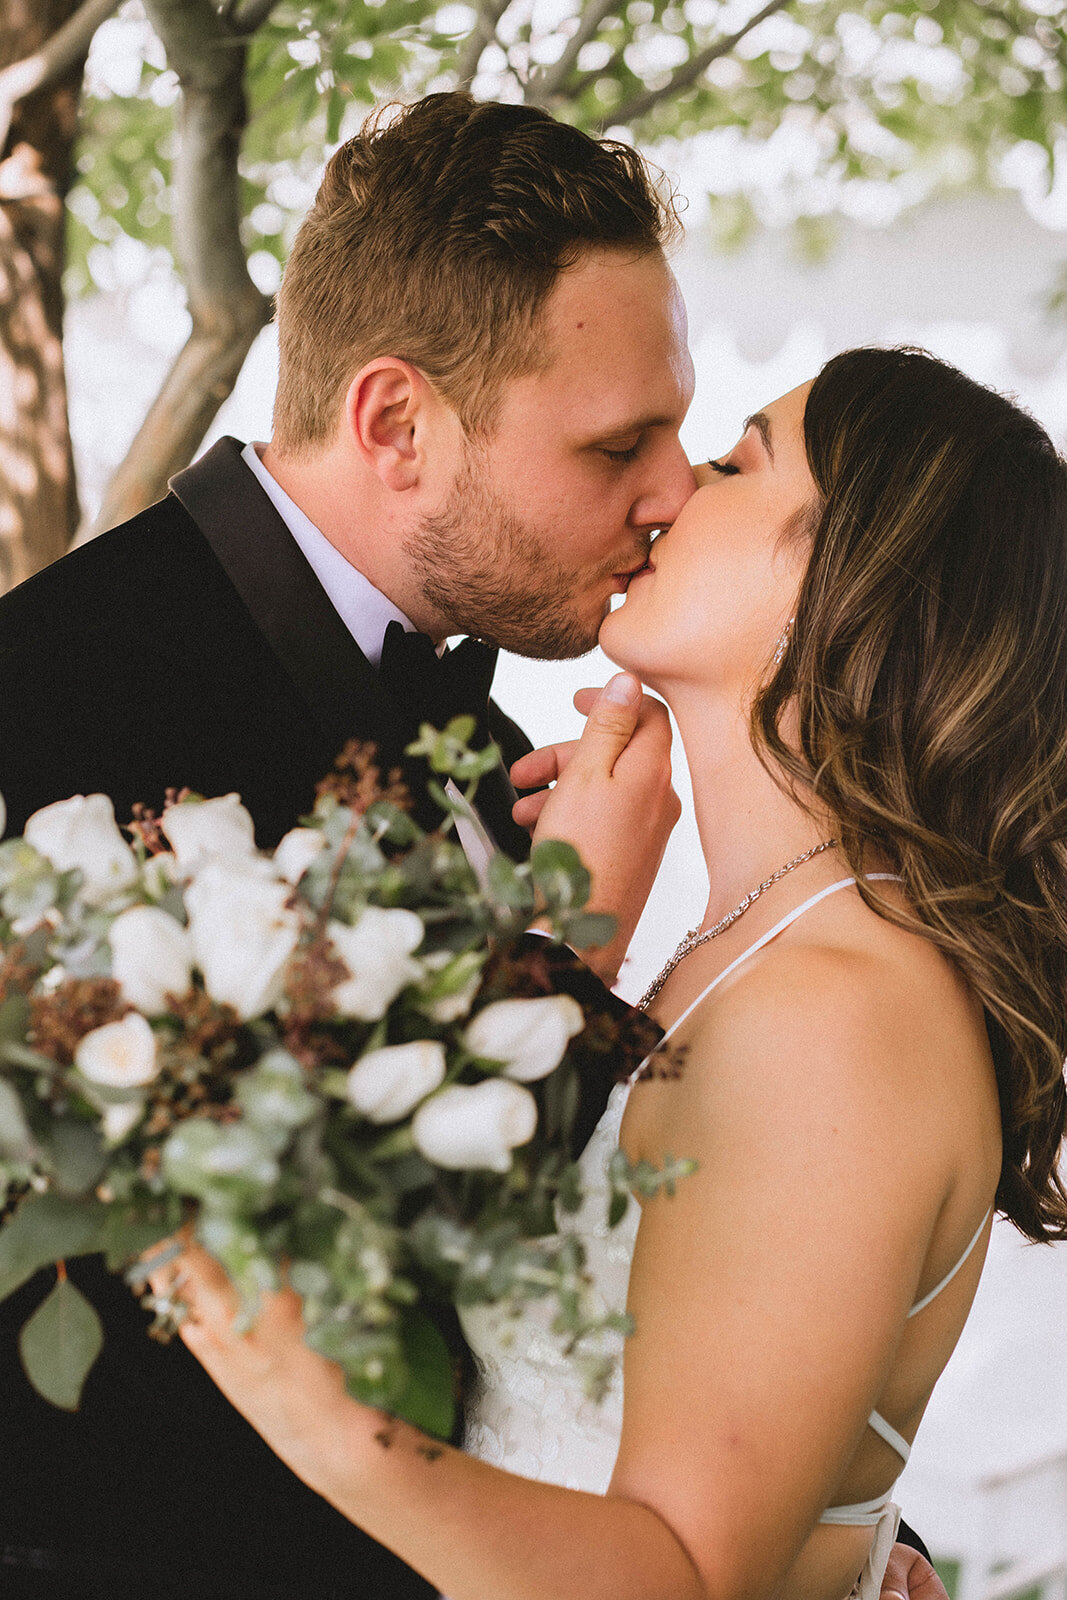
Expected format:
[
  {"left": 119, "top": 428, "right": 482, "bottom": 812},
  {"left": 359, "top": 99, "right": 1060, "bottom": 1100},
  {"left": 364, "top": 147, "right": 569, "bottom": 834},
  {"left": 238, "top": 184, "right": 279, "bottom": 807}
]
[{"left": 240, "top": 443, "right": 497, "bottom": 880}]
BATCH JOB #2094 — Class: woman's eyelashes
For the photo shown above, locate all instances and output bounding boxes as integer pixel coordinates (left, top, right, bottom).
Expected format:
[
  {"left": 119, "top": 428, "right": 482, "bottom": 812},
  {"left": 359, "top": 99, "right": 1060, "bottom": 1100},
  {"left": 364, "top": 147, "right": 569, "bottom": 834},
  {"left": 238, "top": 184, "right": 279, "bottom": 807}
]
[{"left": 708, "top": 458, "right": 740, "bottom": 476}]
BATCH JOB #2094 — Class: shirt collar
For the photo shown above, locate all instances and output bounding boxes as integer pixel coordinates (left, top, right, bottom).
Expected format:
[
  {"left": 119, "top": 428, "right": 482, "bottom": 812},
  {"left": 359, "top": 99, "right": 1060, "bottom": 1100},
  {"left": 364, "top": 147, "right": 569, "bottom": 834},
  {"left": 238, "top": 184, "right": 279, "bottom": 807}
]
[{"left": 240, "top": 441, "right": 416, "bottom": 668}]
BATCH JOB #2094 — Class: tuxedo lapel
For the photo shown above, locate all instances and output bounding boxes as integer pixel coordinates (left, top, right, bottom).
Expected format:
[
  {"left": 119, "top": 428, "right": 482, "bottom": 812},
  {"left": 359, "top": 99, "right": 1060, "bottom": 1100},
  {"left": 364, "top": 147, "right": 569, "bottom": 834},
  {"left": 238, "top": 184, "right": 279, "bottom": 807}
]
[
  {"left": 169, "top": 438, "right": 407, "bottom": 764},
  {"left": 169, "top": 439, "right": 534, "bottom": 855}
]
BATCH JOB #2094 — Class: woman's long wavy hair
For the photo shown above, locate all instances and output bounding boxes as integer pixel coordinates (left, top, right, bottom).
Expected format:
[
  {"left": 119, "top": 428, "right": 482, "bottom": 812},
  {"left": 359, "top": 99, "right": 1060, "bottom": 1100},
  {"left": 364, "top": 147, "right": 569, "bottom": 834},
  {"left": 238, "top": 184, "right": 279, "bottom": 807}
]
[{"left": 754, "top": 347, "right": 1067, "bottom": 1242}]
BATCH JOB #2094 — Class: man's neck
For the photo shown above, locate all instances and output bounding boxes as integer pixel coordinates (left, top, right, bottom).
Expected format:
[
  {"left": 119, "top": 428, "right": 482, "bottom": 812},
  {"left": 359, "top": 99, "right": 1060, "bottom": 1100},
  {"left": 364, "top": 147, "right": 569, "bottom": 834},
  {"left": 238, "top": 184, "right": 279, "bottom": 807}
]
[{"left": 258, "top": 440, "right": 446, "bottom": 642}]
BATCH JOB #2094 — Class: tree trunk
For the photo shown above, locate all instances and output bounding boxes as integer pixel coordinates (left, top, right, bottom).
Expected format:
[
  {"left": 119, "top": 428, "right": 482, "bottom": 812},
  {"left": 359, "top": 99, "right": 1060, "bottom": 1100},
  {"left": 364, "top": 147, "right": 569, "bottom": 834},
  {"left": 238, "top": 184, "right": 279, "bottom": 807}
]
[
  {"left": 0, "top": 0, "right": 84, "bottom": 592},
  {"left": 80, "top": 0, "right": 271, "bottom": 542}
]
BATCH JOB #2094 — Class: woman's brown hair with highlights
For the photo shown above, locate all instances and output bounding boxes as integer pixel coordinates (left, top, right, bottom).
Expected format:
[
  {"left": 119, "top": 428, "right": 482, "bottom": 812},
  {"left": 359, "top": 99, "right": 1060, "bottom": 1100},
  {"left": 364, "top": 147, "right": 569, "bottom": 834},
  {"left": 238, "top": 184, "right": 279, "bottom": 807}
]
[
  {"left": 754, "top": 346, "right": 1067, "bottom": 1241},
  {"left": 272, "top": 92, "right": 680, "bottom": 456}
]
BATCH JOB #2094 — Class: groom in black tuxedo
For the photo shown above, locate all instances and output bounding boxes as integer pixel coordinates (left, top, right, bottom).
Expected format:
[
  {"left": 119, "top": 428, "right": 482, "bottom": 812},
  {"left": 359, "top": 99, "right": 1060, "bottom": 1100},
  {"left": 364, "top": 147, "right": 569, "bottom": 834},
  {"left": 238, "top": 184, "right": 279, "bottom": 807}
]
[
  {"left": 0, "top": 92, "right": 936, "bottom": 1600},
  {"left": 0, "top": 94, "right": 690, "bottom": 1600}
]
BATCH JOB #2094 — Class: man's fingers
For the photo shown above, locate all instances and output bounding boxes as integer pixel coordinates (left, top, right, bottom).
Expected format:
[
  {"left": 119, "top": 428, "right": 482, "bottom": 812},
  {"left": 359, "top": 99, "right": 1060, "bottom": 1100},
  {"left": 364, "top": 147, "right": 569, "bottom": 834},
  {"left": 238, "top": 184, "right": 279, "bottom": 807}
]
[
  {"left": 880, "top": 1547, "right": 950, "bottom": 1600},
  {"left": 509, "top": 740, "right": 576, "bottom": 791},
  {"left": 512, "top": 788, "right": 552, "bottom": 830}
]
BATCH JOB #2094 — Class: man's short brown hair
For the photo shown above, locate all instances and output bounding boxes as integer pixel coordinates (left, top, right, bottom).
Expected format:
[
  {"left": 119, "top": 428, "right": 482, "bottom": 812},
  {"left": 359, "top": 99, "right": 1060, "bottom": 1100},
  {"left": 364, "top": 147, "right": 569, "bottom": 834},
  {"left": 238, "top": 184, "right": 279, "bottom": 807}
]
[{"left": 272, "top": 92, "right": 680, "bottom": 452}]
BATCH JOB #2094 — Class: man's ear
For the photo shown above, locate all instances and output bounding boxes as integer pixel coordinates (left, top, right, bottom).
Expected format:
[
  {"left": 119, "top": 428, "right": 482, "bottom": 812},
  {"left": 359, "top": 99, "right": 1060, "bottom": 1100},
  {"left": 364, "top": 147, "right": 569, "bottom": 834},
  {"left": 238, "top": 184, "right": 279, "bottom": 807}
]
[{"left": 344, "top": 358, "right": 431, "bottom": 492}]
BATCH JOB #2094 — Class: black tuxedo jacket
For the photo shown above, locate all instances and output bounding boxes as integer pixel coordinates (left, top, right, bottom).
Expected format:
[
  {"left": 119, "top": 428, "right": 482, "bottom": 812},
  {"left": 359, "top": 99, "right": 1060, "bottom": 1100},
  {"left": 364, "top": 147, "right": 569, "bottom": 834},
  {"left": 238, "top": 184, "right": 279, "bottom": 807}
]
[{"left": 0, "top": 439, "right": 552, "bottom": 1599}]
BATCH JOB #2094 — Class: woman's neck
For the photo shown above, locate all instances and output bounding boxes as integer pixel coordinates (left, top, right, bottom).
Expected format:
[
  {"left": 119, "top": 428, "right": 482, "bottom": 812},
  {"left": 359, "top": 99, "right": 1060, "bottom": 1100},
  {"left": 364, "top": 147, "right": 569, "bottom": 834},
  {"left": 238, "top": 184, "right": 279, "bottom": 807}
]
[{"left": 666, "top": 679, "right": 838, "bottom": 934}]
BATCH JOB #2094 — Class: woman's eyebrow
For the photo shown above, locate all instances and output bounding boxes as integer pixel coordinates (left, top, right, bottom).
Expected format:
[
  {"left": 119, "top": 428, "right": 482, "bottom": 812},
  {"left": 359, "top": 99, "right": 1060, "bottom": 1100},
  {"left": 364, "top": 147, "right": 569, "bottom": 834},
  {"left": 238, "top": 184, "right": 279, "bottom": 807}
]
[{"left": 742, "top": 411, "right": 774, "bottom": 461}]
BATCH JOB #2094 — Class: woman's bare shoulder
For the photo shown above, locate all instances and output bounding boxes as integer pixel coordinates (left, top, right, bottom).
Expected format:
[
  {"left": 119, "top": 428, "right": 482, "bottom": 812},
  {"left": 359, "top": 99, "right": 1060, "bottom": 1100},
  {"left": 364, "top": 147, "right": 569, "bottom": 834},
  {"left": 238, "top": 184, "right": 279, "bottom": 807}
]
[{"left": 628, "top": 904, "right": 995, "bottom": 1178}]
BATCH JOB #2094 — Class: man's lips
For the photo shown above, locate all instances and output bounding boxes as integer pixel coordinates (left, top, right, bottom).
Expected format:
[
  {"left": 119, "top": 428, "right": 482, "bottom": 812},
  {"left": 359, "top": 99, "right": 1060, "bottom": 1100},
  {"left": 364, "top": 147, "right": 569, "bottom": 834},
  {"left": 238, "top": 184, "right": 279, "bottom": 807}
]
[{"left": 613, "top": 560, "right": 653, "bottom": 591}]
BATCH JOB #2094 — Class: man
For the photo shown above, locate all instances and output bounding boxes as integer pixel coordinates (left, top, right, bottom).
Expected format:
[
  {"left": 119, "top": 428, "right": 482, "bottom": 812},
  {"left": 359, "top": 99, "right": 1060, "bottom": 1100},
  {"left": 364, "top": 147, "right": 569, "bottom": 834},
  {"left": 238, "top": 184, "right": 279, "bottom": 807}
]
[{"left": 0, "top": 93, "right": 940, "bottom": 1598}]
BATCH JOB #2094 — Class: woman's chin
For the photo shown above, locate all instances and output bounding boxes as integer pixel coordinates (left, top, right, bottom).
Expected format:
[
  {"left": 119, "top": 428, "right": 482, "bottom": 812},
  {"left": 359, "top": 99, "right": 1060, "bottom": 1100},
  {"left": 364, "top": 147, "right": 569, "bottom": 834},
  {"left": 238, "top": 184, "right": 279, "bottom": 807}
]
[{"left": 598, "top": 597, "right": 647, "bottom": 673}]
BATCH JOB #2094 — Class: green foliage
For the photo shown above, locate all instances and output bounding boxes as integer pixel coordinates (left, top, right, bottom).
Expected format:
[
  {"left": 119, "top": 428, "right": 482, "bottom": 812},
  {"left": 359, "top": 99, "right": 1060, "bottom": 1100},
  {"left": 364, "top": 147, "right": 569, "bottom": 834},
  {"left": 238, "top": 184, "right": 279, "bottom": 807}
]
[
  {"left": 63, "top": 1, "right": 1067, "bottom": 304},
  {"left": 18, "top": 1275, "right": 105, "bottom": 1412}
]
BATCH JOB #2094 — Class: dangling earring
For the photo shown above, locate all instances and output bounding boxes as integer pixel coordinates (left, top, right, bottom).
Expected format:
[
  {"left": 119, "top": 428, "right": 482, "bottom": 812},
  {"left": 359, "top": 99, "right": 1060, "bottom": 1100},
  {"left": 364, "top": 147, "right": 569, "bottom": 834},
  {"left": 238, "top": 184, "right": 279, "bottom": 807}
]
[{"left": 772, "top": 616, "right": 795, "bottom": 668}]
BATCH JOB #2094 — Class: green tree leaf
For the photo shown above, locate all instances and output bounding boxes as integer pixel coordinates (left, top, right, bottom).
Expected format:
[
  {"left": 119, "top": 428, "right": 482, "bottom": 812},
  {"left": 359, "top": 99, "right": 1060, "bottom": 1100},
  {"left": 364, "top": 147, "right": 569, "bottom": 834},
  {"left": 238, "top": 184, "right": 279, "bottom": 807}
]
[{"left": 18, "top": 1275, "right": 105, "bottom": 1412}]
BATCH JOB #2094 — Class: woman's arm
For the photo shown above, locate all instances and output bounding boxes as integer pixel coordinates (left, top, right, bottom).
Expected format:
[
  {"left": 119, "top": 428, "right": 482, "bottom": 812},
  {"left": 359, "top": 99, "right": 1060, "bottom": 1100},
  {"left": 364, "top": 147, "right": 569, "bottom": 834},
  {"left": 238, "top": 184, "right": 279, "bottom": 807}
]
[
  {"left": 166, "top": 1248, "right": 705, "bottom": 1600},
  {"left": 162, "top": 941, "right": 955, "bottom": 1600}
]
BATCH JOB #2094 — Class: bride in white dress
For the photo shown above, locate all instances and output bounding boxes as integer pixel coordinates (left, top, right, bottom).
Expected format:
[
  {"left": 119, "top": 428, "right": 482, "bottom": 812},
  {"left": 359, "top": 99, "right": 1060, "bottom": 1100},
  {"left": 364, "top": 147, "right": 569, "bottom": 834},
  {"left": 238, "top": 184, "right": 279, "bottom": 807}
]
[{"left": 164, "top": 347, "right": 1067, "bottom": 1600}]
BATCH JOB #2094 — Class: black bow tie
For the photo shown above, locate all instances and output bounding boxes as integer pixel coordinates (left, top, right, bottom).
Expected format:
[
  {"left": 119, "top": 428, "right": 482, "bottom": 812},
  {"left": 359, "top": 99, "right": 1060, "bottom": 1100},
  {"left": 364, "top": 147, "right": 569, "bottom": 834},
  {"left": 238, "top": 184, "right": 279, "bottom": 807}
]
[{"left": 377, "top": 619, "right": 499, "bottom": 732}]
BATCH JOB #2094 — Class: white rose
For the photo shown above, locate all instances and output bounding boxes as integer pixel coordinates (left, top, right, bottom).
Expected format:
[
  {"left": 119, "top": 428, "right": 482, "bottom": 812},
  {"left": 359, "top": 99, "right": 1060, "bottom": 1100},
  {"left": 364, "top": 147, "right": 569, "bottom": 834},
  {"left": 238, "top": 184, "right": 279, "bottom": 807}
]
[
  {"left": 25, "top": 794, "right": 138, "bottom": 904},
  {"left": 411, "top": 1079, "right": 537, "bottom": 1172},
  {"left": 108, "top": 905, "right": 193, "bottom": 1015},
  {"left": 184, "top": 861, "right": 301, "bottom": 1020},
  {"left": 75, "top": 1013, "right": 159, "bottom": 1089},
  {"left": 328, "top": 907, "right": 424, "bottom": 1021},
  {"left": 272, "top": 827, "right": 327, "bottom": 885},
  {"left": 346, "top": 1040, "right": 447, "bottom": 1123},
  {"left": 101, "top": 1100, "right": 144, "bottom": 1145},
  {"left": 161, "top": 794, "right": 257, "bottom": 876},
  {"left": 464, "top": 995, "right": 585, "bottom": 1082}
]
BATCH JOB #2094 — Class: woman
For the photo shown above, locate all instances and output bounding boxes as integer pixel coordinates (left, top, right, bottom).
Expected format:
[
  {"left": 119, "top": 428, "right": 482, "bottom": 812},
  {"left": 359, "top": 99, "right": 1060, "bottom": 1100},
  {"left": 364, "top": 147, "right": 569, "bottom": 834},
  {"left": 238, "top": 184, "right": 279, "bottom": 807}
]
[{"left": 159, "top": 348, "right": 1067, "bottom": 1600}]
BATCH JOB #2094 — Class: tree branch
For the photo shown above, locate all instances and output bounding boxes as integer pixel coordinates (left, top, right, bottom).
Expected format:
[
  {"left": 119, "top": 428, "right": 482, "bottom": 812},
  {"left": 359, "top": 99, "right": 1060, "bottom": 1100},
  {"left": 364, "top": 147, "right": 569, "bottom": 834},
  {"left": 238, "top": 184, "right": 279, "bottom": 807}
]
[
  {"left": 574, "top": 0, "right": 795, "bottom": 126},
  {"left": 0, "top": 0, "right": 120, "bottom": 152},
  {"left": 527, "top": 0, "right": 620, "bottom": 107},
  {"left": 78, "top": 0, "right": 270, "bottom": 539},
  {"left": 454, "top": 0, "right": 513, "bottom": 88}
]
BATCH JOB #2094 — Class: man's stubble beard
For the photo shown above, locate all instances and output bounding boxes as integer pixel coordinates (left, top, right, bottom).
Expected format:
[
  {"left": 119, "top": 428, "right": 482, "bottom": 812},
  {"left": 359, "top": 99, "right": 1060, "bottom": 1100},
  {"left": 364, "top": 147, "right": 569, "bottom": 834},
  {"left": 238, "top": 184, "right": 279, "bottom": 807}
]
[{"left": 404, "top": 445, "right": 611, "bottom": 661}]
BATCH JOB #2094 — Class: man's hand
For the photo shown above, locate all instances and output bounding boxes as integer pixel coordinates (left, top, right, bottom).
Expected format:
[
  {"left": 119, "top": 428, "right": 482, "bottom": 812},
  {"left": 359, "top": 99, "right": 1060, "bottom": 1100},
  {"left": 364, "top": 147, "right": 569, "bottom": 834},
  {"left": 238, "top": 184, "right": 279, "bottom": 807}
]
[
  {"left": 882, "top": 1542, "right": 950, "bottom": 1600},
  {"left": 511, "top": 673, "right": 680, "bottom": 986}
]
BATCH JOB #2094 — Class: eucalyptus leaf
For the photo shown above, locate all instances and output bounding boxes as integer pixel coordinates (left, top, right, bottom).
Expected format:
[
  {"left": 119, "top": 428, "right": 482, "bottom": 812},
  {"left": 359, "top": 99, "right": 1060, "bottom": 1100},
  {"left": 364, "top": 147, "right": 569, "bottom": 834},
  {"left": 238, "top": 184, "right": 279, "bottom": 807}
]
[
  {"left": 561, "top": 913, "right": 616, "bottom": 950},
  {"left": 0, "top": 991, "right": 30, "bottom": 1044},
  {"left": 0, "top": 1079, "right": 36, "bottom": 1162},
  {"left": 18, "top": 1275, "right": 104, "bottom": 1411},
  {"left": 531, "top": 840, "right": 590, "bottom": 911},
  {"left": 47, "top": 1118, "right": 106, "bottom": 1196},
  {"left": 391, "top": 1309, "right": 456, "bottom": 1440},
  {"left": 0, "top": 1193, "right": 109, "bottom": 1303}
]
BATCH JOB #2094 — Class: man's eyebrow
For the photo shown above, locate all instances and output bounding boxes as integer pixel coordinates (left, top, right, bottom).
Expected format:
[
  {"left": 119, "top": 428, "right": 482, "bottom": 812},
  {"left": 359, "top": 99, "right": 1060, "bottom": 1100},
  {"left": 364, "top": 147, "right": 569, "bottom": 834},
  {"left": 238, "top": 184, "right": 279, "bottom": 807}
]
[
  {"left": 742, "top": 411, "right": 774, "bottom": 461},
  {"left": 588, "top": 409, "right": 680, "bottom": 439}
]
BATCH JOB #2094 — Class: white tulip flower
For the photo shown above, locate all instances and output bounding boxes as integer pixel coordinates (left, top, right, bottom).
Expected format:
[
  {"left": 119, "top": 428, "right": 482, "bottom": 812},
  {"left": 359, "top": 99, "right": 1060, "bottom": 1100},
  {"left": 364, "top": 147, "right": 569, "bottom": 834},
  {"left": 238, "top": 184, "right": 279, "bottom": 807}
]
[
  {"left": 25, "top": 794, "right": 138, "bottom": 904},
  {"left": 108, "top": 905, "right": 193, "bottom": 1015},
  {"left": 411, "top": 1079, "right": 537, "bottom": 1172},
  {"left": 272, "top": 827, "right": 327, "bottom": 885},
  {"left": 346, "top": 1040, "right": 447, "bottom": 1123},
  {"left": 75, "top": 1013, "right": 159, "bottom": 1089},
  {"left": 184, "top": 861, "right": 301, "bottom": 1020},
  {"left": 464, "top": 995, "right": 585, "bottom": 1082},
  {"left": 328, "top": 907, "right": 424, "bottom": 1021},
  {"left": 161, "top": 794, "right": 257, "bottom": 876}
]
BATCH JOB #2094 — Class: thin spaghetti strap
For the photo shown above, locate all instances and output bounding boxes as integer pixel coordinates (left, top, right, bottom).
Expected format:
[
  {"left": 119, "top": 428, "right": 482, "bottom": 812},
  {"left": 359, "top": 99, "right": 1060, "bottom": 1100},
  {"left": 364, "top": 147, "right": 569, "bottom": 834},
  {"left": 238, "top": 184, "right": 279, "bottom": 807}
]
[
  {"left": 907, "top": 1204, "right": 993, "bottom": 1317},
  {"left": 650, "top": 874, "right": 903, "bottom": 1059}
]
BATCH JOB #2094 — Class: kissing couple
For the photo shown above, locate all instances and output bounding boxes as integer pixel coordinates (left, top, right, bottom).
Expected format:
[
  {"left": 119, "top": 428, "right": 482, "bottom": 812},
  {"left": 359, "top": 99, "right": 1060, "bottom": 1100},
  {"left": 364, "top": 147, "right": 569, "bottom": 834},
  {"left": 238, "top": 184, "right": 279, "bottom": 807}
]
[{"left": 2, "top": 90, "right": 1065, "bottom": 1600}]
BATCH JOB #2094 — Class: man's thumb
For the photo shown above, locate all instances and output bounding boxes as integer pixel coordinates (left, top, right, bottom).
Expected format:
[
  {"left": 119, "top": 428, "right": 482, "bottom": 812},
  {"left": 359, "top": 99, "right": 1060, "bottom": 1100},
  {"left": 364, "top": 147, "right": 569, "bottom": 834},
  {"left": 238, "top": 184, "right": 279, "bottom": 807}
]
[{"left": 577, "top": 673, "right": 642, "bottom": 771}]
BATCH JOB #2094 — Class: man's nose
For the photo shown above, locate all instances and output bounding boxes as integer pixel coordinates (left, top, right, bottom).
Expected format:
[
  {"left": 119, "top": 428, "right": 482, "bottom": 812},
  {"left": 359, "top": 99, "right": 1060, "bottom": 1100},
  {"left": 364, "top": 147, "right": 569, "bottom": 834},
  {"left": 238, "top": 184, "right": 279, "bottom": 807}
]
[{"left": 631, "top": 438, "right": 697, "bottom": 528}]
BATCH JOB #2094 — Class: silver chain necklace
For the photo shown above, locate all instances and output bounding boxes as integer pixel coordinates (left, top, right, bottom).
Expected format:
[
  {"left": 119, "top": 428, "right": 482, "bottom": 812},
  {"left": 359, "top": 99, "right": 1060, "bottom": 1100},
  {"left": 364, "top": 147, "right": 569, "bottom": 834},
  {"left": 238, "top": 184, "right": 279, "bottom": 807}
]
[{"left": 637, "top": 839, "right": 838, "bottom": 1011}]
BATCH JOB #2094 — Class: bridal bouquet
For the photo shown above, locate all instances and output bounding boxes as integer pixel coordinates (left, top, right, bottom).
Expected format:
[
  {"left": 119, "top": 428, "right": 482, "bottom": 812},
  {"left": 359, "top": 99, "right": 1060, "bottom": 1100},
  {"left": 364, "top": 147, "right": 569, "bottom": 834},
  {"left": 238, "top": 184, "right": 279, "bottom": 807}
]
[{"left": 0, "top": 723, "right": 687, "bottom": 1437}]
